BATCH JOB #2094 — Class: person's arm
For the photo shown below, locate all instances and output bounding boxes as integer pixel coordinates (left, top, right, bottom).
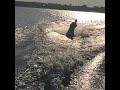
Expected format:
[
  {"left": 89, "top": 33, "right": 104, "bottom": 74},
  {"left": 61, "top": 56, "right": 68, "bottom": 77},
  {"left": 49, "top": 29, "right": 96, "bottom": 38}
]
[
  {"left": 74, "top": 23, "right": 77, "bottom": 28},
  {"left": 76, "top": 24, "right": 77, "bottom": 27}
]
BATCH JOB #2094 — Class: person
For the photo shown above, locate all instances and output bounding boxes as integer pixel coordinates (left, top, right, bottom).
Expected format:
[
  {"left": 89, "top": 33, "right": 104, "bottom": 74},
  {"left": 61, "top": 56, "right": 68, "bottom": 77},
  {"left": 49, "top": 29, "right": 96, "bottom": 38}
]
[{"left": 66, "top": 19, "right": 77, "bottom": 40}]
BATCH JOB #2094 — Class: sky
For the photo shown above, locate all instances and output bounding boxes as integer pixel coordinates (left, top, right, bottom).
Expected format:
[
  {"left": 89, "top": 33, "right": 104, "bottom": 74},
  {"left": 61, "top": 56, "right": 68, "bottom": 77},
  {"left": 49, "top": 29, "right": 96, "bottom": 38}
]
[{"left": 15, "top": 0, "right": 105, "bottom": 7}]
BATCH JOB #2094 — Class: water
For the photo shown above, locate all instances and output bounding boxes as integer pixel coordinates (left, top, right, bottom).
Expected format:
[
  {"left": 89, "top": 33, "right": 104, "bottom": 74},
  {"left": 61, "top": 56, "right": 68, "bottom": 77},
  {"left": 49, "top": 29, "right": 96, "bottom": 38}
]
[
  {"left": 15, "top": 6, "right": 105, "bottom": 29},
  {"left": 15, "top": 6, "right": 105, "bottom": 89}
]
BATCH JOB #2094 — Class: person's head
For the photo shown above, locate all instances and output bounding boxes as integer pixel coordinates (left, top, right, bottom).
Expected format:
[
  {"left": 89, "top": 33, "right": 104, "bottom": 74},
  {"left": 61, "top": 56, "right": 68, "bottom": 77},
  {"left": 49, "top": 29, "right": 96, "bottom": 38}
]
[{"left": 75, "top": 19, "right": 77, "bottom": 23}]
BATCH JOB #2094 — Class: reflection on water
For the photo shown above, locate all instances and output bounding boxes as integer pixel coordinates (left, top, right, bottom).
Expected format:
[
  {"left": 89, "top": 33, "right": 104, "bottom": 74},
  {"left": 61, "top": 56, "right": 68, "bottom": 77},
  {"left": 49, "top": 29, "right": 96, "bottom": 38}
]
[
  {"left": 51, "top": 10, "right": 105, "bottom": 23},
  {"left": 15, "top": 6, "right": 105, "bottom": 28}
]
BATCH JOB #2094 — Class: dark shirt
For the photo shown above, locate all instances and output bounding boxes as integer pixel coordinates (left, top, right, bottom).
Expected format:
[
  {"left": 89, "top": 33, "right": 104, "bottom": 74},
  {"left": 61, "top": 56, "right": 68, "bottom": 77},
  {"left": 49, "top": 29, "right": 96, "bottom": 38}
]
[
  {"left": 70, "top": 22, "right": 77, "bottom": 29},
  {"left": 67, "top": 22, "right": 77, "bottom": 34}
]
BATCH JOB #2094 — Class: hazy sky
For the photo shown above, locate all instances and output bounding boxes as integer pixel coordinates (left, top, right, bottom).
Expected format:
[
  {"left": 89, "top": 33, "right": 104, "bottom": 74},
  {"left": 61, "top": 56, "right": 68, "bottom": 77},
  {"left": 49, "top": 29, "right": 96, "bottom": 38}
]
[{"left": 15, "top": 0, "right": 105, "bottom": 7}]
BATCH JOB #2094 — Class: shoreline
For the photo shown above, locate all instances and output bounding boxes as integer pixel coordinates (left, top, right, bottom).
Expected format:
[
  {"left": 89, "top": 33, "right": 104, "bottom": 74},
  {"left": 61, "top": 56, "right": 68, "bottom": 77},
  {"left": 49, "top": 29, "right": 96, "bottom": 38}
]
[{"left": 15, "top": 1, "right": 105, "bottom": 13}]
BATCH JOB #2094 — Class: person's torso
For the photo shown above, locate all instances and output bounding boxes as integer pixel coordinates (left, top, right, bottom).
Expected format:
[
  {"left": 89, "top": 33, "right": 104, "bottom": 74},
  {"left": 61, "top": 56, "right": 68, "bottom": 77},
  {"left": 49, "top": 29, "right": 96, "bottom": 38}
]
[{"left": 70, "top": 22, "right": 77, "bottom": 28}]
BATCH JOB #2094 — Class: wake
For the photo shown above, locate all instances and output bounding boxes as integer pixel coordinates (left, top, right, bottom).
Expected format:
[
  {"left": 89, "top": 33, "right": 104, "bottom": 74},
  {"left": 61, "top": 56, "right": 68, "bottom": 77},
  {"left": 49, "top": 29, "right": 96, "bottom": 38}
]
[
  {"left": 15, "top": 20, "right": 105, "bottom": 90},
  {"left": 69, "top": 52, "right": 105, "bottom": 90}
]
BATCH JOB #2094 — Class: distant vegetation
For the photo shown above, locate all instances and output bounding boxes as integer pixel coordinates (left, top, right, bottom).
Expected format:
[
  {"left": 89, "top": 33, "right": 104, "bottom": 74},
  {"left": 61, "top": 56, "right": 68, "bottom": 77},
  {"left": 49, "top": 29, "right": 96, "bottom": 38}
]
[{"left": 15, "top": 1, "right": 105, "bottom": 13}]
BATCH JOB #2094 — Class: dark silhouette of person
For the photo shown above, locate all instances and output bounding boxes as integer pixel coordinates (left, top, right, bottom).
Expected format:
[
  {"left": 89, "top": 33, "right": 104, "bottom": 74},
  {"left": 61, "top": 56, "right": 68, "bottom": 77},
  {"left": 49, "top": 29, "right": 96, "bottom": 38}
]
[{"left": 66, "top": 19, "right": 77, "bottom": 40}]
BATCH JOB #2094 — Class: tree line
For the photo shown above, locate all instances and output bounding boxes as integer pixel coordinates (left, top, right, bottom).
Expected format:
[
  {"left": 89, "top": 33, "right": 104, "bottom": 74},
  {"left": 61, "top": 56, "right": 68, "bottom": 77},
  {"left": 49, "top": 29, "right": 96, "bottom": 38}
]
[{"left": 15, "top": 1, "right": 105, "bottom": 13}]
